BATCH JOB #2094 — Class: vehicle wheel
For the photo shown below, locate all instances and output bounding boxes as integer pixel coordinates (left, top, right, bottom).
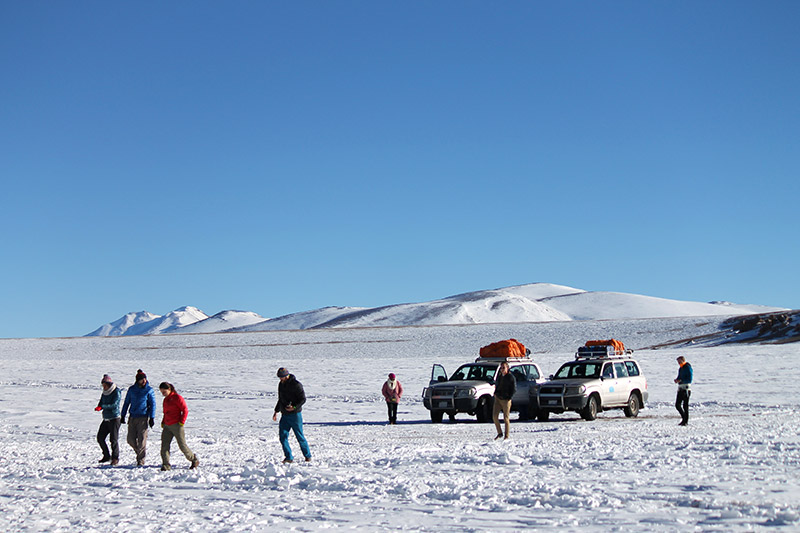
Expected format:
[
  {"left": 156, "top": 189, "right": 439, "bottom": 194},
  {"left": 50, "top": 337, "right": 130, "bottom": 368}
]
[
  {"left": 526, "top": 403, "right": 540, "bottom": 421},
  {"left": 581, "top": 395, "right": 599, "bottom": 421},
  {"left": 475, "top": 396, "right": 493, "bottom": 423},
  {"left": 624, "top": 393, "right": 640, "bottom": 418},
  {"left": 430, "top": 410, "right": 444, "bottom": 423},
  {"left": 536, "top": 410, "right": 550, "bottom": 422},
  {"left": 448, "top": 411, "right": 457, "bottom": 422}
]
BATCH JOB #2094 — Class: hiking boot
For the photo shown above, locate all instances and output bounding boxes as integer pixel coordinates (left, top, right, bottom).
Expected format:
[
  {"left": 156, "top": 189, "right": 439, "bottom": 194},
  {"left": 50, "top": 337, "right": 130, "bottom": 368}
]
[
  {"left": 282, "top": 458, "right": 293, "bottom": 464},
  {"left": 494, "top": 434, "right": 503, "bottom": 440},
  {"left": 98, "top": 456, "right": 111, "bottom": 463},
  {"left": 190, "top": 456, "right": 200, "bottom": 469},
  {"left": 110, "top": 458, "right": 119, "bottom": 466},
  {"left": 304, "top": 456, "right": 312, "bottom": 463},
  {"left": 160, "top": 464, "right": 171, "bottom": 471},
  {"left": 137, "top": 460, "right": 145, "bottom": 467}
]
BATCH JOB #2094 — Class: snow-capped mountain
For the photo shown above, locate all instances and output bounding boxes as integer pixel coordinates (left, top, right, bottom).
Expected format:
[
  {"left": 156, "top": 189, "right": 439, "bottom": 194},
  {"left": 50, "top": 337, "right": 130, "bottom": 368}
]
[
  {"left": 86, "top": 283, "right": 789, "bottom": 337},
  {"left": 86, "top": 306, "right": 208, "bottom": 336}
]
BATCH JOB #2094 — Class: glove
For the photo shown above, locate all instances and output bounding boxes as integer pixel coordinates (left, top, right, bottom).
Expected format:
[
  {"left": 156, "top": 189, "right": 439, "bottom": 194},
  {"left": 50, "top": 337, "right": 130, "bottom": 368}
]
[
  {"left": 95, "top": 406, "right": 102, "bottom": 411},
  {"left": 149, "top": 418, "right": 155, "bottom": 428},
  {"left": 121, "top": 416, "right": 126, "bottom": 424},
  {"left": 179, "top": 422, "right": 184, "bottom": 426}
]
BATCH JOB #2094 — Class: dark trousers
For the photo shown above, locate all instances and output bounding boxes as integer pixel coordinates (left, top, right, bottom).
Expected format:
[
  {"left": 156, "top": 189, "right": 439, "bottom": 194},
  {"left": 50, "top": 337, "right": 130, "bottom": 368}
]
[
  {"left": 386, "top": 401, "right": 398, "bottom": 423},
  {"left": 97, "top": 418, "right": 121, "bottom": 459},
  {"left": 676, "top": 389, "right": 691, "bottom": 424}
]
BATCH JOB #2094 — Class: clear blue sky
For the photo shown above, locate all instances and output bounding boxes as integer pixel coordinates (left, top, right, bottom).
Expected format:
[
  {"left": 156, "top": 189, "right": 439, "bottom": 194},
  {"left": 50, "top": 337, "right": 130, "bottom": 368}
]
[{"left": 1, "top": 2, "right": 798, "bottom": 338}]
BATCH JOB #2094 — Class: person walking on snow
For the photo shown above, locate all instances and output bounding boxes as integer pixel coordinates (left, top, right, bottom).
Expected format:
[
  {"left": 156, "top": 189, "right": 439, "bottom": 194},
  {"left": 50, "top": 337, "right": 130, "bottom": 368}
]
[
  {"left": 95, "top": 374, "right": 122, "bottom": 466},
  {"left": 381, "top": 373, "right": 403, "bottom": 424},
  {"left": 158, "top": 382, "right": 199, "bottom": 471},
  {"left": 674, "top": 355, "right": 693, "bottom": 426},
  {"left": 492, "top": 362, "right": 516, "bottom": 440},
  {"left": 121, "top": 369, "right": 157, "bottom": 466},
  {"left": 272, "top": 367, "right": 312, "bottom": 464}
]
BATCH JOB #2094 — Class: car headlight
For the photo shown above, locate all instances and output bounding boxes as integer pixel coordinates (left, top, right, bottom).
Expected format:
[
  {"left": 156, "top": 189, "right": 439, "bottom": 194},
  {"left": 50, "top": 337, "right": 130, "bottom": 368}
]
[
  {"left": 455, "top": 387, "right": 476, "bottom": 398},
  {"left": 566, "top": 385, "right": 586, "bottom": 395}
]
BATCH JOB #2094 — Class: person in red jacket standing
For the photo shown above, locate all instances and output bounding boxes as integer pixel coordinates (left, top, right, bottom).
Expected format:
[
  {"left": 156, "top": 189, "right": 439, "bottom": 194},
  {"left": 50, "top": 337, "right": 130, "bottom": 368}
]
[
  {"left": 158, "top": 382, "right": 199, "bottom": 471},
  {"left": 381, "top": 373, "right": 404, "bottom": 424}
]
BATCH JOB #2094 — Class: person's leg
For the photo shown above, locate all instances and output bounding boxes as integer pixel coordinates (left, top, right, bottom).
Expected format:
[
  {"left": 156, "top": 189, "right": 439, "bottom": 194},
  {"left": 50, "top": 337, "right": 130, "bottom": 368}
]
[
  {"left": 290, "top": 413, "right": 312, "bottom": 459},
  {"left": 492, "top": 398, "right": 503, "bottom": 437},
  {"left": 161, "top": 424, "right": 175, "bottom": 467},
  {"left": 386, "top": 401, "right": 393, "bottom": 423},
  {"left": 97, "top": 420, "right": 111, "bottom": 460},
  {"left": 389, "top": 402, "right": 398, "bottom": 423},
  {"left": 675, "top": 391, "right": 685, "bottom": 420},
  {"left": 278, "top": 415, "right": 293, "bottom": 461},
  {"left": 682, "top": 391, "right": 691, "bottom": 424},
  {"left": 109, "top": 418, "right": 120, "bottom": 460},
  {"left": 501, "top": 399, "right": 512, "bottom": 438},
  {"left": 171, "top": 424, "right": 196, "bottom": 462}
]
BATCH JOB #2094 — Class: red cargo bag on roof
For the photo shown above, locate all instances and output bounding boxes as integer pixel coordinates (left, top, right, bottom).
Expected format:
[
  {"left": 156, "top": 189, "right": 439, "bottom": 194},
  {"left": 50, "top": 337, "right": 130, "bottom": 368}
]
[{"left": 479, "top": 339, "right": 527, "bottom": 358}]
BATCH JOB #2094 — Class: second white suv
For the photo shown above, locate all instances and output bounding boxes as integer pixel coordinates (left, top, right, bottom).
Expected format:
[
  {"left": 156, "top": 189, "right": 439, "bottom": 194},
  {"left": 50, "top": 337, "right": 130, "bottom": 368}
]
[{"left": 530, "top": 343, "right": 648, "bottom": 421}]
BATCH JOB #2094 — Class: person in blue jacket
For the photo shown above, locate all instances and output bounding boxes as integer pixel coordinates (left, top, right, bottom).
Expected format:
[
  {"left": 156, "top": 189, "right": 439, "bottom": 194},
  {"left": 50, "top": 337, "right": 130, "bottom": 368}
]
[
  {"left": 95, "top": 374, "right": 122, "bottom": 465},
  {"left": 674, "top": 356, "right": 693, "bottom": 426},
  {"left": 121, "top": 369, "right": 157, "bottom": 466}
]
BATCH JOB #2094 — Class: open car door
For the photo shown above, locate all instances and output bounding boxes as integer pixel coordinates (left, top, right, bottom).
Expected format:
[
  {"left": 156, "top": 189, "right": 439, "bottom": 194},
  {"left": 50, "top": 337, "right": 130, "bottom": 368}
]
[{"left": 429, "top": 364, "right": 448, "bottom": 386}]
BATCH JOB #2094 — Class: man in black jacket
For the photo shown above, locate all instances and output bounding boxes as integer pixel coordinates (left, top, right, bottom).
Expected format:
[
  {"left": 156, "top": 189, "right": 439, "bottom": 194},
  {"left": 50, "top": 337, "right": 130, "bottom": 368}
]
[
  {"left": 492, "top": 362, "right": 516, "bottom": 440},
  {"left": 272, "top": 367, "right": 312, "bottom": 463}
]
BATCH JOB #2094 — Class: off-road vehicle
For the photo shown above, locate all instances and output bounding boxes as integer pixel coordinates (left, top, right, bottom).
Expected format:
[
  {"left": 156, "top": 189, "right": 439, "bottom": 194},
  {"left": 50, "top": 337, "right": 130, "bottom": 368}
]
[
  {"left": 422, "top": 352, "right": 544, "bottom": 423},
  {"left": 529, "top": 340, "right": 648, "bottom": 421}
]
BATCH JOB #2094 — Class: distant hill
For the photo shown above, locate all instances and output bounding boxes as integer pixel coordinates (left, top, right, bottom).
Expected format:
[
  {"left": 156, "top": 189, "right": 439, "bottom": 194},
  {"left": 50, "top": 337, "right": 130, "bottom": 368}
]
[{"left": 85, "top": 283, "right": 788, "bottom": 336}]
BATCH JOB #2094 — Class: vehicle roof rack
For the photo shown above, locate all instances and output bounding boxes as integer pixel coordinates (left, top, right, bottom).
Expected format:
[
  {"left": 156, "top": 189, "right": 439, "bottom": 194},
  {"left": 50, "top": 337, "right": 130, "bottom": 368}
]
[
  {"left": 574, "top": 345, "right": 633, "bottom": 360},
  {"left": 475, "top": 356, "right": 533, "bottom": 363}
]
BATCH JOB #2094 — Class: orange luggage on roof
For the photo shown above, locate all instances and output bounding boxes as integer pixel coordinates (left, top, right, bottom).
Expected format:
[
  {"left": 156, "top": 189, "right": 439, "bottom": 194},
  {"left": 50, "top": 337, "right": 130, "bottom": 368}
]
[
  {"left": 585, "top": 339, "right": 626, "bottom": 353},
  {"left": 479, "top": 339, "right": 527, "bottom": 358}
]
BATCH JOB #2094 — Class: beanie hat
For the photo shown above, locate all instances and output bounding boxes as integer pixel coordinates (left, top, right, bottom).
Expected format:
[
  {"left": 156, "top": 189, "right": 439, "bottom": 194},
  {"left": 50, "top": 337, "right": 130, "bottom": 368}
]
[
  {"left": 388, "top": 373, "right": 396, "bottom": 380},
  {"left": 276, "top": 367, "right": 289, "bottom": 378},
  {"left": 135, "top": 369, "right": 147, "bottom": 381},
  {"left": 101, "top": 374, "right": 113, "bottom": 384}
]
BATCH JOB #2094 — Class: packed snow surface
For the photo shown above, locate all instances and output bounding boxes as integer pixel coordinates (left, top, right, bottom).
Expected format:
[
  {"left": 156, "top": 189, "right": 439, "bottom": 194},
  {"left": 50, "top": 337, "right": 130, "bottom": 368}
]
[{"left": 2, "top": 317, "right": 799, "bottom": 531}]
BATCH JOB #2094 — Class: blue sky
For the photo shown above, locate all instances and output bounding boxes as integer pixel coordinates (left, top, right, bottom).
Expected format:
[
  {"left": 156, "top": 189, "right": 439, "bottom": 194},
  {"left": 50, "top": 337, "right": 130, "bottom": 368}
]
[{"left": 1, "top": 2, "right": 798, "bottom": 338}]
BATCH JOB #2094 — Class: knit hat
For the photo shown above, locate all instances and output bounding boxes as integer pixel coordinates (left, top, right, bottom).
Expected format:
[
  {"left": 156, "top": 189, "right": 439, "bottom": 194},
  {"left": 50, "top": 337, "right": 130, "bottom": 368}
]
[
  {"left": 135, "top": 369, "right": 147, "bottom": 381},
  {"left": 388, "top": 373, "right": 396, "bottom": 380},
  {"left": 101, "top": 374, "right": 113, "bottom": 384},
  {"left": 276, "top": 367, "right": 289, "bottom": 378}
]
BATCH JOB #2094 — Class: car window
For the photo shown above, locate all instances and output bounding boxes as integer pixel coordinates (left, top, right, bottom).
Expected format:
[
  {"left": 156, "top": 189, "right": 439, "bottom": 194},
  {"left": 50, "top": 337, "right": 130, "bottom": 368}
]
[
  {"left": 614, "top": 362, "right": 629, "bottom": 377},
  {"left": 528, "top": 365, "right": 540, "bottom": 380},
  {"left": 602, "top": 363, "right": 614, "bottom": 379},
  {"left": 554, "top": 362, "right": 601, "bottom": 379},
  {"left": 510, "top": 366, "right": 527, "bottom": 382},
  {"left": 625, "top": 361, "right": 640, "bottom": 376}
]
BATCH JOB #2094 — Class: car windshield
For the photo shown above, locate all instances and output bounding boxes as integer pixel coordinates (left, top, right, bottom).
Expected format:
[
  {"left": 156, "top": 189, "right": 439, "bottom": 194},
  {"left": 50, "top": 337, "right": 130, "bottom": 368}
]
[
  {"left": 553, "top": 362, "right": 602, "bottom": 379},
  {"left": 450, "top": 364, "right": 497, "bottom": 382}
]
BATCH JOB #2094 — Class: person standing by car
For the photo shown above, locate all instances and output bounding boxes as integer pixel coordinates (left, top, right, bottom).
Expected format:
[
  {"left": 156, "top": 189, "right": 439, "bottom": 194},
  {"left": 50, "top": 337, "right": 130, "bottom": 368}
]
[
  {"left": 95, "top": 374, "right": 122, "bottom": 466},
  {"left": 492, "top": 362, "right": 516, "bottom": 440},
  {"left": 381, "top": 373, "right": 404, "bottom": 425},
  {"left": 121, "top": 369, "right": 157, "bottom": 466},
  {"left": 272, "top": 367, "right": 312, "bottom": 464},
  {"left": 158, "top": 382, "right": 199, "bottom": 471},
  {"left": 674, "top": 356, "right": 693, "bottom": 426}
]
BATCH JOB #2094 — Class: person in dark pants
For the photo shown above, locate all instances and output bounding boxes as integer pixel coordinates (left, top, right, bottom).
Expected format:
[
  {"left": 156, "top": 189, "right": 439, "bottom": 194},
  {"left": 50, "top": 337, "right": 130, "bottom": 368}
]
[
  {"left": 121, "top": 369, "right": 157, "bottom": 466},
  {"left": 492, "top": 362, "right": 516, "bottom": 440},
  {"left": 674, "top": 356, "right": 693, "bottom": 426},
  {"left": 381, "top": 373, "right": 404, "bottom": 425},
  {"left": 95, "top": 374, "right": 122, "bottom": 465},
  {"left": 272, "top": 367, "right": 311, "bottom": 464}
]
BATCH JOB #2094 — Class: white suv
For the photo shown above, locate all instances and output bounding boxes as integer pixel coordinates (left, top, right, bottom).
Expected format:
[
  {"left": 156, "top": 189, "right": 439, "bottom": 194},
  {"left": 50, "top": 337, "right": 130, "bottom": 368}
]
[
  {"left": 423, "top": 357, "right": 545, "bottom": 423},
  {"left": 530, "top": 344, "right": 648, "bottom": 421}
]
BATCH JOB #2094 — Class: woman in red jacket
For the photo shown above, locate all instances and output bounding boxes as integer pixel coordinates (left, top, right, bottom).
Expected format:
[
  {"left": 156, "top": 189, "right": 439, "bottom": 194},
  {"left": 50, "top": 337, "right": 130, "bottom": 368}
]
[{"left": 158, "top": 382, "right": 199, "bottom": 471}]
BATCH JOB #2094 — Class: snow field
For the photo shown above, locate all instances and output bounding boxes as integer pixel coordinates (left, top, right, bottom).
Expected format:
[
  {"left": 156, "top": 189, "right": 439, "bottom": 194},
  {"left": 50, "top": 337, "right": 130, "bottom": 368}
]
[{"left": 1, "top": 325, "right": 799, "bottom": 531}]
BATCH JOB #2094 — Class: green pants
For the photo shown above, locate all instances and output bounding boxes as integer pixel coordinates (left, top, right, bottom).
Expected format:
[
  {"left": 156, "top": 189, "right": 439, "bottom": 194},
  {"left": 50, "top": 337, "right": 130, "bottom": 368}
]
[{"left": 160, "top": 423, "right": 196, "bottom": 466}]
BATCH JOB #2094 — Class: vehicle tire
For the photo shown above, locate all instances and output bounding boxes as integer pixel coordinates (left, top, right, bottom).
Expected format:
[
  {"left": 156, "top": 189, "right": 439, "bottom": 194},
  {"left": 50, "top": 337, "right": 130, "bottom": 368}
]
[
  {"left": 623, "top": 393, "right": 640, "bottom": 418},
  {"left": 475, "top": 396, "right": 493, "bottom": 423},
  {"left": 448, "top": 411, "right": 457, "bottom": 422},
  {"left": 581, "top": 395, "right": 599, "bottom": 421},
  {"left": 536, "top": 410, "right": 550, "bottom": 422},
  {"left": 430, "top": 410, "right": 444, "bottom": 423},
  {"left": 526, "top": 403, "right": 540, "bottom": 421}
]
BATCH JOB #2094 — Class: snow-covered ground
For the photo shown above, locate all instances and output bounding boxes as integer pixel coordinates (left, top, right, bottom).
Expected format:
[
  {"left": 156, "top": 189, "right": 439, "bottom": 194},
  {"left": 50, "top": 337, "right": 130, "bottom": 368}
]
[{"left": 1, "top": 320, "right": 799, "bottom": 531}]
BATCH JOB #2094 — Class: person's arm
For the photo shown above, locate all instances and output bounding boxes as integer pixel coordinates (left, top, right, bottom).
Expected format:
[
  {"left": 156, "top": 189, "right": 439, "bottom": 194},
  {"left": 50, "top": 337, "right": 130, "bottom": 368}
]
[{"left": 179, "top": 395, "right": 189, "bottom": 425}]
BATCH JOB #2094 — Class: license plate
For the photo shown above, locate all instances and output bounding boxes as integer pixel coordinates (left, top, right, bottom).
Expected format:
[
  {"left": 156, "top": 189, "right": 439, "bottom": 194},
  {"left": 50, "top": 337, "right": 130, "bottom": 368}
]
[
  {"left": 548, "top": 400, "right": 558, "bottom": 405},
  {"left": 438, "top": 401, "right": 449, "bottom": 408}
]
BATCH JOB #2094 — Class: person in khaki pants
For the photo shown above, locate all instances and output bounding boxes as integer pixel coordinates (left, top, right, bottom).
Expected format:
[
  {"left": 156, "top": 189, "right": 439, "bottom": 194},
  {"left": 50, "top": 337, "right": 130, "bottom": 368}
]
[
  {"left": 492, "top": 362, "right": 516, "bottom": 441},
  {"left": 158, "top": 382, "right": 199, "bottom": 471}
]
